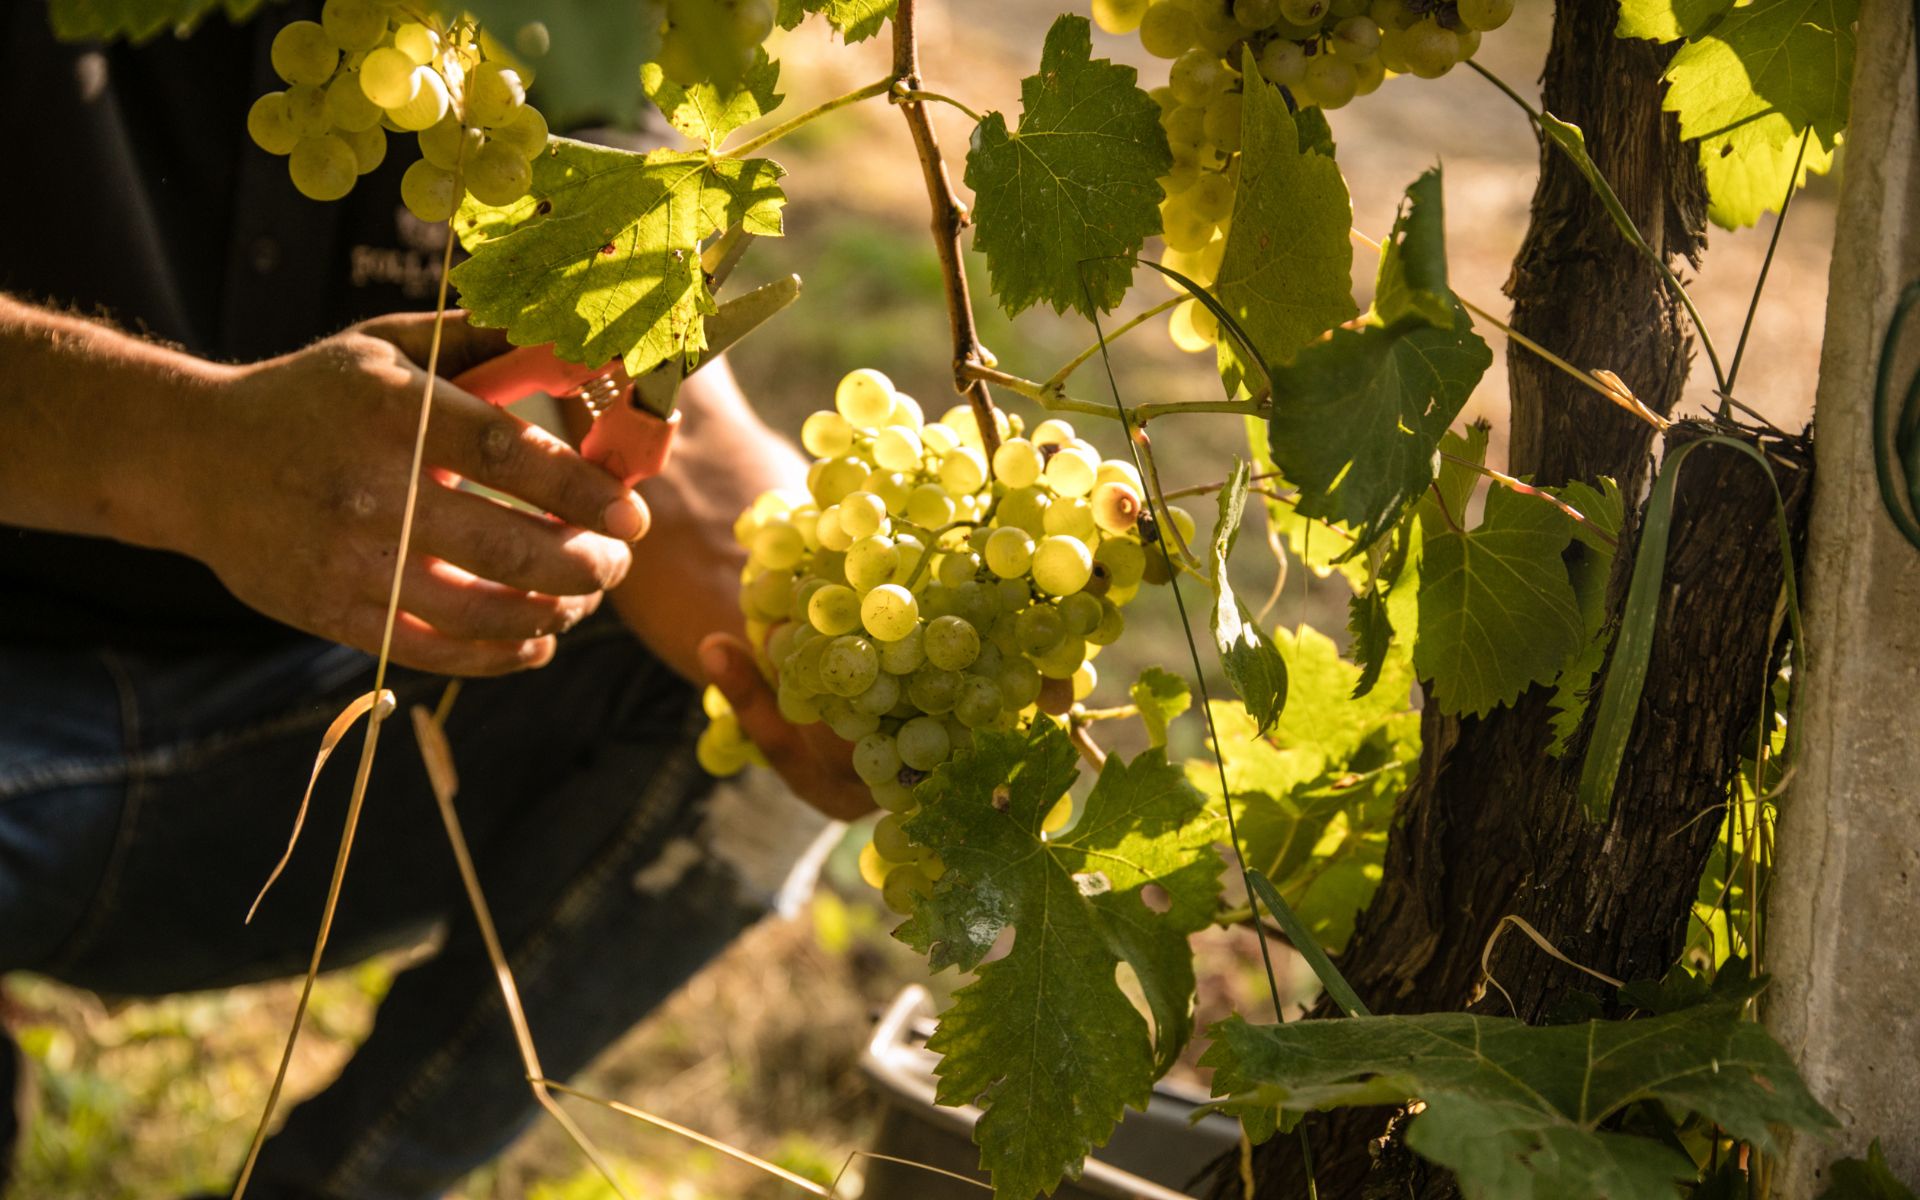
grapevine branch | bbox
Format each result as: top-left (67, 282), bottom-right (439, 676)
top-left (890, 0), bottom-right (1001, 461)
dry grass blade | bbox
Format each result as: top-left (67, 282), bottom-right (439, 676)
top-left (1473, 914), bottom-right (1625, 1016)
top-left (246, 689), bottom-right (395, 924)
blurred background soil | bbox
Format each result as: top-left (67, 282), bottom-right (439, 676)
top-left (4, 2), bottom-right (1831, 1196)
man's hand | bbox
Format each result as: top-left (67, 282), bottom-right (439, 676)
top-left (699, 632), bottom-right (875, 821)
top-left (172, 312), bottom-right (650, 676)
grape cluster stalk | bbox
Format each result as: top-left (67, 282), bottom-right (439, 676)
top-left (700, 370), bottom-right (1189, 914)
top-left (1089, 0), bottom-right (1513, 353)
top-left (246, 0), bottom-right (552, 217)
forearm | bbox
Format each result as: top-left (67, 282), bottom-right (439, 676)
top-left (611, 360), bottom-right (806, 683)
top-left (0, 294), bottom-right (231, 549)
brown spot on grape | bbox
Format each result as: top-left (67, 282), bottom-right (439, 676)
top-left (535, 199), bottom-right (553, 215)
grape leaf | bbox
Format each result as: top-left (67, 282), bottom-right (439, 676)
top-left (47, 0), bottom-right (274, 42)
top-left (1130, 667), bottom-right (1192, 748)
top-left (1547, 478), bottom-right (1625, 756)
top-left (1211, 459), bottom-right (1290, 735)
top-left (449, 137), bottom-right (785, 377)
top-left (1415, 481), bottom-right (1585, 719)
top-left (460, 0), bottom-right (659, 129)
top-left (1214, 50), bottom-right (1358, 395)
top-left (641, 49), bottom-right (783, 148)
top-left (1615, 0), bottom-right (1734, 41)
top-left (1203, 990), bottom-right (1836, 1199)
top-left (964, 15), bottom-right (1170, 318)
top-left (1267, 304), bottom-right (1492, 552)
top-left (898, 723), bottom-right (1223, 1200)
top-left (1822, 1141), bottom-right (1919, 1200)
top-left (1244, 417), bottom-right (1367, 591)
top-left (1374, 167), bottom-right (1454, 333)
top-left (776, 0), bottom-right (896, 41)
top-left (1695, 113), bottom-right (1837, 230)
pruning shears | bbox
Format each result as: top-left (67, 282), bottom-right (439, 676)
top-left (451, 228), bottom-right (799, 487)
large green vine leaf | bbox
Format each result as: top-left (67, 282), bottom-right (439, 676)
top-left (1616, 0), bottom-right (1733, 41)
top-left (1374, 167), bottom-right (1455, 333)
top-left (965, 15), bottom-right (1171, 318)
top-left (1414, 458), bottom-right (1585, 719)
top-left (450, 137), bottom-right (785, 376)
top-left (47, 0), bottom-right (274, 42)
top-left (1547, 478), bottom-right (1626, 755)
top-left (641, 49), bottom-right (783, 148)
top-left (776, 0), bottom-right (896, 42)
top-left (898, 722), bottom-right (1223, 1200)
top-left (1203, 990), bottom-right (1835, 1200)
top-left (1214, 51), bottom-right (1357, 395)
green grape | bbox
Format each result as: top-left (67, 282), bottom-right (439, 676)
top-left (881, 864), bottom-right (933, 915)
top-left (1160, 161), bottom-right (1200, 196)
top-left (801, 410), bottom-right (855, 458)
top-left (1456, 28), bottom-right (1482, 59)
top-left (465, 140), bottom-right (532, 204)
top-left (1015, 605), bottom-right (1067, 655)
top-left (786, 636), bottom-right (830, 694)
top-left (996, 487), bottom-right (1050, 538)
top-left (1098, 458), bottom-right (1143, 489)
top-left (765, 621), bottom-right (801, 668)
top-left (1043, 497), bottom-right (1097, 540)
top-left (751, 522), bottom-right (805, 570)
top-left (969, 639), bottom-right (1005, 677)
top-left (777, 682), bottom-right (821, 725)
top-left (733, 0), bottom-right (777, 41)
top-left (906, 483), bottom-right (955, 529)
top-left (1033, 535), bottom-right (1094, 596)
top-left (1257, 39), bottom-right (1309, 87)
top-left (820, 635), bottom-right (880, 697)
top-left (696, 718), bottom-right (751, 776)
top-left (1233, 0), bottom-right (1283, 27)
top-left (1092, 0), bottom-right (1151, 34)
top-left (1163, 104), bottom-right (1206, 153)
top-left (808, 583), bottom-right (862, 636)
top-left (1059, 592), bottom-right (1105, 638)
top-left (1400, 19), bottom-right (1459, 77)
top-left (320, 0), bottom-right (387, 52)
top-left (1032, 420), bottom-right (1075, 450)
top-left (1160, 195), bottom-right (1215, 254)
top-left (248, 92), bottom-right (300, 155)
top-left (1352, 49), bottom-right (1387, 95)
top-left (342, 125), bottom-right (386, 174)
top-left (993, 577), bottom-right (1031, 614)
top-left (1169, 48), bottom-right (1230, 105)
top-left (1044, 446), bottom-right (1099, 498)
top-left (1331, 15), bottom-right (1382, 58)
top-left (1094, 537), bottom-right (1147, 588)
top-left (1202, 92), bottom-right (1243, 153)
top-left (821, 697), bottom-right (880, 742)
top-left (490, 104), bottom-right (550, 160)
top-left (1091, 481), bottom-right (1144, 533)
top-left (936, 550), bottom-right (980, 589)
top-left (515, 20), bottom-right (553, 58)
top-left (1073, 662), bottom-right (1099, 702)
top-left (1033, 634), bottom-right (1089, 680)
top-left (400, 159), bottom-right (460, 222)
top-left (891, 535), bottom-right (928, 586)
top-left (852, 671), bottom-right (902, 718)
top-left (319, 74), bottom-right (379, 133)
top-left (393, 21), bottom-right (439, 65)
top-left (1455, 0), bottom-right (1512, 30)
top-left (870, 779), bottom-right (917, 813)
top-left (838, 491), bottom-right (888, 539)
top-left (418, 114), bottom-right (481, 170)
top-left (1183, 169), bottom-right (1233, 225)
top-left (359, 46), bottom-right (419, 109)
top-left (920, 423), bottom-right (961, 456)
top-left (1278, 0), bottom-right (1329, 23)
top-left (872, 426), bottom-right (923, 473)
top-left (984, 527), bottom-right (1034, 579)
top-left (897, 716), bottom-right (952, 772)
top-left (879, 623), bottom-right (927, 673)
top-left (811, 457), bottom-right (869, 507)
top-left (1139, 1), bottom-right (1198, 57)
top-left (906, 666), bottom-right (962, 714)
top-left (852, 733), bottom-right (903, 786)
top-left (467, 61), bottom-right (526, 126)
top-left (1302, 54), bottom-right (1358, 108)
top-left (836, 368), bottom-right (896, 427)
top-left (991, 438), bottom-right (1042, 489)
top-left (286, 84), bottom-right (330, 136)
top-left (924, 615), bottom-right (981, 672)
top-left (1088, 598), bottom-right (1127, 646)
top-left (655, 26), bottom-right (702, 87)
top-left (861, 584), bottom-right (920, 641)
top-left (845, 535), bottom-right (900, 592)
top-left (272, 20), bottom-right (338, 87)
top-left (289, 134), bottom-right (357, 201)
top-left (952, 581), bottom-right (1000, 627)
top-left (938, 447), bottom-right (987, 495)
top-left (954, 676), bottom-right (1004, 728)
top-left (388, 66), bottom-right (450, 131)
top-left (1168, 297), bottom-right (1217, 352)
top-left (997, 659), bottom-right (1044, 709)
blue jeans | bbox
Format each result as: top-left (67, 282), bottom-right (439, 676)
top-left (0, 619), bottom-right (830, 1199)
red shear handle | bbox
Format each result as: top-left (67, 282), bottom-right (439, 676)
top-left (450, 344), bottom-right (678, 488)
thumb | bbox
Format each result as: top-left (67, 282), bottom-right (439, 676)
top-left (700, 632), bottom-right (796, 756)
top-left (359, 310), bottom-right (514, 378)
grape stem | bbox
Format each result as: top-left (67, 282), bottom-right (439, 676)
top-left (1068, 721), bottom-right (1109, 769)
top-left (1437, 451), bottom-right (1621, 549)
top-left (892, 88), bottom-right (984, 123)
top-left (722, 76), bottom-right (896, 159)
top-left (1045, 296), bottom-right (1182, 390)
top-left (891, 0), bottom-right (1003, 462)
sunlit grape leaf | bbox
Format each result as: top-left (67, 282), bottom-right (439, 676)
top-left (641, 48), bottom-right (783, 148)
top-left (1215, 51), bottom-right (1357, 395)
top-left (1821, 1141), bottom-right (1919, 1200)
top-left (1268, 305), bottom-right (1492, 552)
top-left (1660, 0), bottom-right (1857, 227)
top-left (1131, 667), bottom-right (1192, 748)
top-left (460, 0), bottom-right (660, 129)
top-left (1548, 478), bottom-right (1625, 755)
top-left (898, 723), bottom-right (1223, 1200)
top-left (1374, 167), bottom-right (1454, 333)
top-left (1615, 0), bottom-right (1734, 41)
top-left (47, 0), bottom-right (273, 41)
top-left (1415, 483), bottom-right (1584, 719)
top-left (776, 0), bottom-right (896, 41)
top-left (965, 15), bottom-right (1170, 317)
top-left (1211, 459), bottom-right (1289, 735)
top-left (450, 137), bottom-right (785, 377)
top-left (1348, 588), bottom-right (1392, 699)
top-left (1244, 417), bottom-right (1367, 591)
top-left (1204, 989), bottom-right (1836, 1199)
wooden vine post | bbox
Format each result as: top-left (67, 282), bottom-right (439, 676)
top-left (1768, 0), bottom-right (1920, 1190)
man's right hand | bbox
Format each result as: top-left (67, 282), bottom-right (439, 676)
top-left (169, 313), bottom-right (651, 676)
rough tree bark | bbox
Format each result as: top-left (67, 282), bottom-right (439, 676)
top-left (1205, 2), bottom-right (1816, 1196)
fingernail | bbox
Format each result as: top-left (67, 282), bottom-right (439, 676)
top-left (604, 494), bottom-right (646, 542)
top-left (699, 639), bottom-right (731, 683)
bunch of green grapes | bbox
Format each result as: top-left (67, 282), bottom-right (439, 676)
top-left (246, 0), bottom-right (551, 220)
top-left (700, 370), bottom-right (1187, 914)
top-left (1090, 0), bottom-right (1513, 355)
top-left (643, 0), bottom-right (779, 86)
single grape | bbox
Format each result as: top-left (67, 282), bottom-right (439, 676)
top-left (1015, 605), bottom-right (1067, 655)
top-left (490, 104), bottom-right (550, 160)
top-left (873, 426), bottom-right (923, 473)
top-left (897, 716), bottom-right (952, 771)
top-left (733, 0), bottom-right (778, 41)
top-left (272, 20), bottom-right (338, 87)
top-left (907, 665), bottom-right (963, 714)
top-left (751, 522), bottom-right (805, 571)
top-left (1167, 297), bottom-right (1215, 353)
top-left (866, 470), bottom-right (914, 515)
top-left (400, 159), bottom-right (460, 222)
top-left (800, 410), bottom-right (854, 458)
top-left (515, 21), bottom-right (553, 58)
top-left (858, 840), bottom-right (892, 889)
top-left (954, 676), bottom-right (1004, 728)
top-left (861, 584), bottom-right (920, 641)
top-left (1059, 592), bottom-right (1105, 638)
top-left (890, 393), bottom-right (926, 430)
top-left (1353, 50), bottom-right (1387, 96)
top-left (247, 92), bottom-right (299, 155)
top-left (935, 550), bottom-right (979, 590)
top-left (1092, 0), bottom-right (1151, 34)
top-left (1302, 54), bottom-right (1359, 108)
top-left (881, 864), bottom-right (933, 915)
top-left (388, 66), bottom-right (450, 131)
top-left (1163, 104), bottom-right (1206, 153)
top-left (289, 134), bottom-right (357, 201)
top-left (696, 718), bottom-right (751, 776)
top-left (997, 659), bottom-right (1044, 709)
top-left (924, 615), bottom-right (982, 672)
top-left (1455, 0), bottom-right (1512, 30)
top-left (1279, 0), bottom-right (1329, 23)
top-left (1138, 1), bottom-right (1198, 57)
top-left (853, 733), bottom-right (903, 787)
top-left (984, 527), bottom-right (1034, 579)
top-left (905, 483), bottom-right (955, 530)
top-left (1331, 15), bottom-right (1382, 58)
top-left (1257, 39), bottom-right (1309, 87)
top-left (418, 115), bottom-right (481, 170)
top-left (891, 535), bottom-right (928, 585)
top-left (852, 671), bottom-right (903, 718)
top-left (811, 457), bottom-right (869, 507)
top-left (820, 635), bottom-right (880, 697)
top-left (844, 535), bottom-right (900, 592)
top-left (996, 487), bottom-right (1050, 538)
top-left (1161, 194), bottom-right (1215, 254)
top-left (1033, 633), bottom-right (1089, 680)
top-left (870, 779), bottom-right (917, 813)
top-left (1042, 497), bottom-right (1097, 541)
top-left (465, 140), bottom-right (532, 204)
top-left (359, 46), bottom-right (419, 109)
top-left (1188, 171), bottom-right (1234, 222)
top-left (467, 61), bottom-right (527, 127)
top-left (808, 583), bottom-right (862, 636)
top-left (393, 21), bottom-right (439, 65)
top-left (1094, 537), bottom-right (1147, 588)
top-left (1043, 448), bottom-right (1098, 501)
top-left (838, 491), bottom-right (888, 539)
top-left (823, 701), bottom-right (881, 742)
top-left (1032, 535), bottom-right (1094, 596)
top-left (1400, 19), bottom-right (1460, 77)
top-left (342, 124), bottom-right (386, 174)
top-left (879, 623), bottom-right (927, 673)
top-left (1073, 661), bottom-right (1099, 701)
top-left (320, 0), bottom-right (387, 52)
top-left (992, 438), bottom-right (1043, 489)
top-left (1202, 92), bottom-right (1243, 153)
top-left (836, 368), bottom-right (896, 427)
top-left (285, 84), bottom-right (330, 136)
top-left (777, 682), bottom-right (821, 725)
top-left (1234, 0), bottom-right (1283, 27)
top-left (938, 447), bottom-right (987, 496)
top-left (1169, 48), bottom-right (1231, 106)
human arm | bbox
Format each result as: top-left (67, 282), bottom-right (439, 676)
top-left (0, 296), bottom-right (647, 676)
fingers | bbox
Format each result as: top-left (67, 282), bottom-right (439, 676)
top-left (340, 607), bottom-right (556, 678)
top-left (424, 383), bottom-right (651, 541)
top-left (701, 632), bottom-right (800, 763)
top-left (412, 483), bottom-right (632, 597)
top-left (401, 556), bottom-right (603, 642)
top-left (358, 310), bottom-right (515, 379)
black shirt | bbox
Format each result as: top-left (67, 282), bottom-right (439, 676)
top-left (0, 3), bottom-right (470, 650)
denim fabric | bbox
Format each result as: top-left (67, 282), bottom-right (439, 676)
top-left (0, 619), bottom-right (828, 1199)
